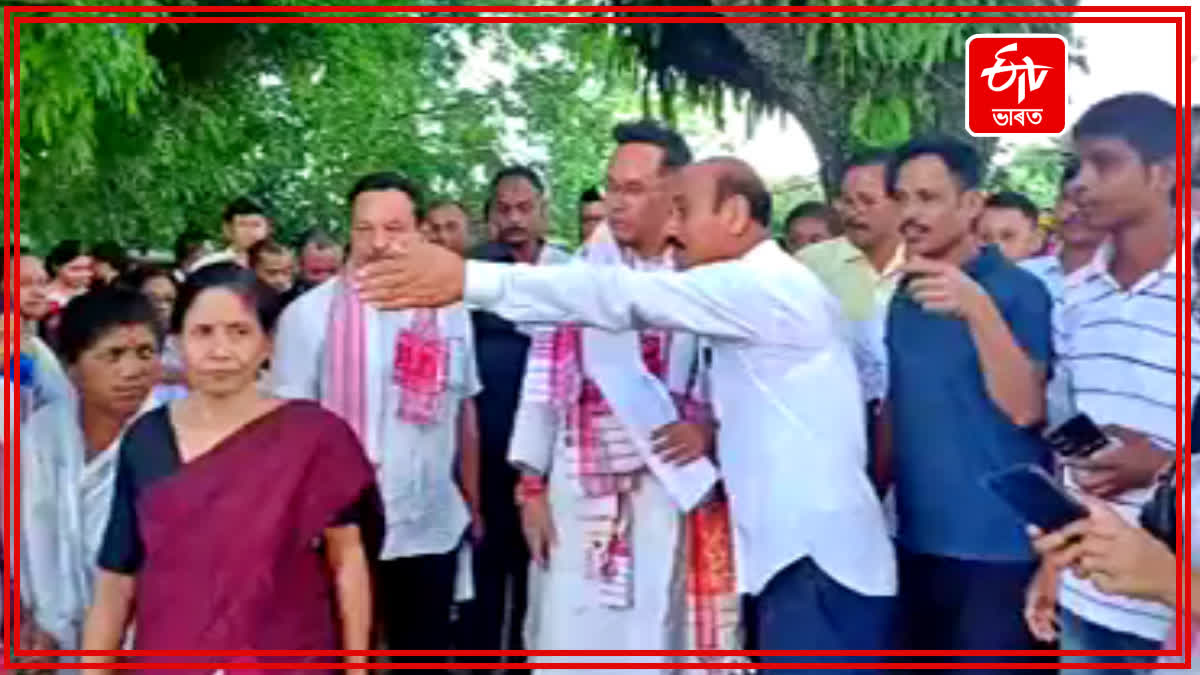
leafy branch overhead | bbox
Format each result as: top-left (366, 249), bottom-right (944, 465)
top-left (599, 0), bottom-right (1082, 189)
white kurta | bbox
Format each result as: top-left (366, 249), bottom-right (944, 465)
top-left (19, 396), bottom-right (150, 649)
top-left (508, 253), bottom-right (704, 672)
top-left (270, 278), bottom-right (482, 560)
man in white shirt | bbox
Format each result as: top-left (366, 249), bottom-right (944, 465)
top-left (1018, 159), bottom-right (1105, 307)
top-left (355, 157), bottom-right (898, 663)
top-left (187, 196), bottom-right (272, 273)
top-left (1025, 93), bottom-right (1184, 674)
top-left (270, 172), bottom-right (482, 666)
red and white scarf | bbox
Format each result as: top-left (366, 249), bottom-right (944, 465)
top-left (320, 276), bottom-right (449, 447)
top-left (522, 254), bottom-right (740, 653)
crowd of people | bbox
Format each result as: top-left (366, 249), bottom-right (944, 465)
top-left (6, 90), bottom-right (1196, 675)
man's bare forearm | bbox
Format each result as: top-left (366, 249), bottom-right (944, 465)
top-left (964, 295), bottom-right (1045, 427)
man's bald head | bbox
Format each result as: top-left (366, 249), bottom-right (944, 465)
top-left (701, 157), bottom-right (773, 229)
top-left (669, 157), bottom-right (773, 268)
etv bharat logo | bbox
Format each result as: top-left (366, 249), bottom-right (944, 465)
top-left (966, 34), bottom-right (1068, 136)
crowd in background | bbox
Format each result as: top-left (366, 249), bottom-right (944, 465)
top-left (5, 91), bottom-right (1197, 675)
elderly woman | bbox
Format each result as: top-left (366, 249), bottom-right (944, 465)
top-left (81, 264), bottom-right (381, 674)
top-left (20, 287), bottom-right (162, 651)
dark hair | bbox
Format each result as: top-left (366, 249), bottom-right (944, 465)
top-left (840, 149), bottom-right (893, 185)
top-left (57, 286), bottom-right (161, 366)
top-left (984, 191), bottom-right (1040, 228)
top-left (1061, 156), bottom-right (1081, 190)
top-left (173, 227), bottom-right (208, 266)
top-left (248, 239), bottom-right (293, 270)
top-left (1073, 93), bottom-right (1176, 164)
top-left (785, 201), bottom-right (837, 226)
top-left (579, 187), bottom-right (603, 204)
top-left (488, 166), bottom-right (545, 199)
top-left (222, 195), bottom-right (269, 224)
top-left (887, 137), bottom-right (982, 194)
top-left (118, 263), bottom-right (176, 293)
top-left (296, 227), bottom-right (341, 251)
top-left (347, 171), bottom-right (424, 219)
top-left (612, 120), bottom-right (693, 170)
top-left (91, 240), bottom-right (130, 274)
top-left (170, 262), bottom-right (282, 336)
top-left (427, 201), bottom-right (470, 219)
top-left (45, 239), bottom-right (88, 277)
top-left (708, 157), bottom-right (772, 228)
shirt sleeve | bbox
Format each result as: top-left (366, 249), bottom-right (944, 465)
top-left (96, 435), bottom-right (144, 575)
top-left (1004, 277), bottom-right (1054, 369)
top-left (269, 298), bottom-right (323, 400)
top-left (459, 308), bottom-right (484, 398)
top-left (507, 329), bottom-right (558, 476)
top-left (464, 260), bottom-right (766, 343)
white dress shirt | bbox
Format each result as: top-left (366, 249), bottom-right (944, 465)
top-left (463, 239), bottom-right (896, 597)
top-left (270, 279), bottom-right (483, 559)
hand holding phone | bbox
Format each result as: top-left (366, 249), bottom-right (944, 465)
top-left (984, 464), bottom-right (1090, 533)
top-left (1045, 413), bottom-right (1120, 459)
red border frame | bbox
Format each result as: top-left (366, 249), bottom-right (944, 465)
top-left (1, 4), bottom-right (1192, 670)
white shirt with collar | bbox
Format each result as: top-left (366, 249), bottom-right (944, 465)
top-left (270, 278), bottom-right (483, 560)
top-left (463, 239), bottom-right (896, 598)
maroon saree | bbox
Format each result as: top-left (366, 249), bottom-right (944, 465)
top-left (130, 400), bottom-right (381, 674)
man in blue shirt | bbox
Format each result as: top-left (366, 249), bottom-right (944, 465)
top-left (879, 138), bottom-right (1053, 664)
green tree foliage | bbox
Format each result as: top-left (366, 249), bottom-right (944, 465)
top-left (600, 0), bottom-right (1080, 191)
top-left (986, 142), bottom-right (1069, 209)
top-left (13, 18), bottom-right (640, 252)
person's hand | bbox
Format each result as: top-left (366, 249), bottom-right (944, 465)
top-left (21, 620), bottom-right (58, 651)
top-left (1028, 518), bottom-right (1091, 571)
top-left (1024, 562), bottom-right (1059, 643)
top-left (1070, 497), bottom-right (1177, 605)
top-left (469, 508), bottom-right (486, 544)
top-left (900, 257), bottom-right (987, 318)
top-left (354, 233), bottom-right (465, 310)
top-left (520, 493), bottom-right (557, 569)
top-left (651, 421), bottom-right (713, 466)
top-left (1064, 426), bottom-right (1171, 498)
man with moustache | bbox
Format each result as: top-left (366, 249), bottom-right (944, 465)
top-left (271, 172), bottom-right (482, 667)
top-left (353, 156), bottom-right (897, 665)
top-left (459, 167), bottom-right (569, 658)
top-left (797, 151), bottom-right (906, 425)
top-left (879, 138), bottom-right (1052, 663)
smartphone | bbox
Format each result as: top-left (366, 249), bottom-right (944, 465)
top-left (1045, 413), bottom-right (1115, 458)
top-left (983, 464), bottom-right (1089, 532)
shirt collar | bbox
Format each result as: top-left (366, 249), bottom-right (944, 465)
top-left (838, 237), bottom-right (906, 278)
top-left (963, 244), bottom-right (1005, 279)
top-left (743, 238), bottom-right (785, 264)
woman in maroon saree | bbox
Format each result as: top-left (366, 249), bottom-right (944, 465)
top-left (81, 264), bottom-right (382, 674)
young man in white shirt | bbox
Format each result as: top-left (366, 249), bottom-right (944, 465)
top-left (188, 196), bottom-right (272, 273)
top-left (270, 172), bottom-right (482, 666)
top-left (355, 157), bottom-right (898, 664)
top-left (1024, 93), bottom-right (1186, 674)
top-left (1019, 159), bottom-right (1105, 306)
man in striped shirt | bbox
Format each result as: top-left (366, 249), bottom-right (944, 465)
top-left (1025, 93), bottom-right (1187, 674)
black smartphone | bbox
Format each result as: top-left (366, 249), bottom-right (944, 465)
top-left (1046, 413), bottom-right (1113, 458)
top-left (983, 464), bottom-right (1090, 532)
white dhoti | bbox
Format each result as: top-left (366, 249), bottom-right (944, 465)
top-left (525, 471), bottom-right (684, 673)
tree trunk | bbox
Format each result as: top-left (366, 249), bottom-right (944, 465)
top-left (718, 22), bottom-right (997, 195)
